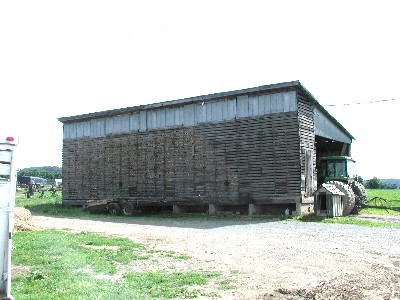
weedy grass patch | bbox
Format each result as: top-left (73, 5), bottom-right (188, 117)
top-left (294, 213), bottom-right (400, 228)
top-left (123, 271), bottom-right (220, 299)
top-left (12, 230), bottom-right (221, 300)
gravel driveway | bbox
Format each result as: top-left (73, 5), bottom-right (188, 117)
top-left (32, 215), bottom-right (400, 299)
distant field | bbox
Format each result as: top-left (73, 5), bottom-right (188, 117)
top-left (362, 189), bottom-right (400, 216)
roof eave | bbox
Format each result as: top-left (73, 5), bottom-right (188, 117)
top-left (57, 80), bottom-right (355, 142)
top-left (58, 80), bottom-right (301, 124)
top-left (296, 83), bottom-right (355, 141)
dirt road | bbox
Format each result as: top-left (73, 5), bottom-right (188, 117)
top-left (32, 215), bottom-right (400, 299)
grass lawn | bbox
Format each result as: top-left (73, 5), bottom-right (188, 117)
top-left (13, 190), bottom-right (227, 299)
top-left (12, 230), bottom-right (221, 300)
top-left (15, 189), bottom-right (87, 217)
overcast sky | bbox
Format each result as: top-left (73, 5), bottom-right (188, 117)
top-left (1, 0), bottom-right (399, 180)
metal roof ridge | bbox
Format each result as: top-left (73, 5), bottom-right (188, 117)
top-left (58, 80), bottom-right (301, 123)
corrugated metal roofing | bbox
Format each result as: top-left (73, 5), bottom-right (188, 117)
top-left (316, 183), bottom-right (345, 195)
top-left (58, 80), bottom-right (355, 140)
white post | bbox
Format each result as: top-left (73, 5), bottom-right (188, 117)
top-left (0, 136), bottom-right (18, 300)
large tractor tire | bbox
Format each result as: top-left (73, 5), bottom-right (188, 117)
top-left (350, 181), bottom-right (368, 214)
top-left (326, 181), bottom-right (356, 216)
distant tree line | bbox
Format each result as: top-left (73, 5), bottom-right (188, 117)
top-left (364, 177), bottom-right (398, 189)
top-left (18, 166), bottom-right (62, 181)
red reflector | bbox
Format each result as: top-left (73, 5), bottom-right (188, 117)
top-left (6, 137), bottom-right (14, 142)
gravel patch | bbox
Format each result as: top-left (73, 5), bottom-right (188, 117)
top-left (31, 215), bottom-right (400, 299)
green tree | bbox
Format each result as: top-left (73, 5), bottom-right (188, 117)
top-left (365, 176), bottom-right (381, 189)
top-left (18, 167), bottom-right (62, 181)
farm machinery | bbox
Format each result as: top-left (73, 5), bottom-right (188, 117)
top-left (317, 156), bottom-right (367, 215)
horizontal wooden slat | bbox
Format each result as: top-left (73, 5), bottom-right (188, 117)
top-left (62, 111), bottom-right (305, 204)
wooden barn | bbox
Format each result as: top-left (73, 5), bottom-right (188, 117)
top-left (58, 81), bottom-right (354, 215)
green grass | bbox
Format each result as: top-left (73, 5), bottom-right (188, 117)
top-left (361, 189), bottom-right (400, 216)
top-left (123, 271), bottom-right (219, 299)
top-left (149, 249), bottom-right (191, 260)
top-left (15, 189), bottom-right (86, 217)
top-left (295, 213), bottom-right (400, 228)
top-left (12, 230), bottom-right (220, 300)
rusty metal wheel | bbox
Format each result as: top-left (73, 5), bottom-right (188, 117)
top-left (108, 203), bottom-right (122, 216)
top-left (121, 202), bottom-right (137, 216)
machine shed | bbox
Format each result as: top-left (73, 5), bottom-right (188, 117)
top-left (59, 81), bottom-right (354, 215)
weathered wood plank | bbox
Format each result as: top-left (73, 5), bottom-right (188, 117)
top-left (62, 111), bottom-right (303, 204)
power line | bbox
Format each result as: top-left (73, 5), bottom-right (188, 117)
top-left (326, 98), bottom-right (397, 107)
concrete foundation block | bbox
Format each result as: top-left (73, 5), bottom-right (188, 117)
top-left (209, 204), bottom-right (218, 215)
top-left (295, 202), bottom-right (314, 216)
top-left (173, 205), bottom-right (182, 214)
top-left (249, 204), bottom-right (263, 215)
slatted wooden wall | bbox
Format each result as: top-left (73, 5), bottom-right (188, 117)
top-left (62, 110), bottom-right (303, 205)
top-left (297, 94), bottom-right (317, 196)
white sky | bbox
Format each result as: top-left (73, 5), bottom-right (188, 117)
top-left (1, 0), bottom-right (399, 180)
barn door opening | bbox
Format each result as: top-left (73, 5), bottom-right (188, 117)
top-left (305, 149), bottom-right (314, 197)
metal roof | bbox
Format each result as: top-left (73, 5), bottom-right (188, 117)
top-left (315, 183), bottom-right (345, 196)
top-left (320, 156), bottom-right (356, 162)
top-left (58, 80), bottom-right (354, 140)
